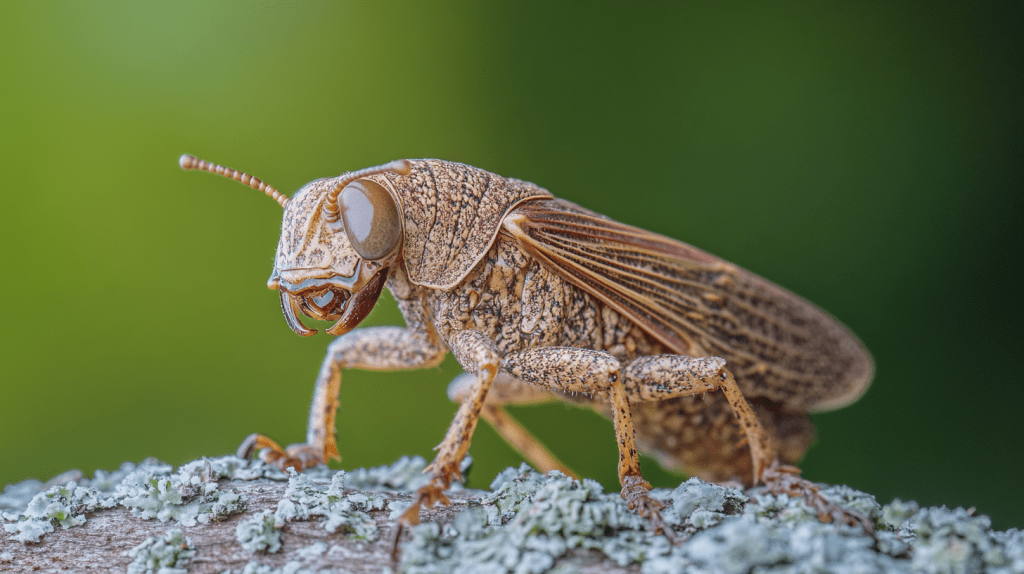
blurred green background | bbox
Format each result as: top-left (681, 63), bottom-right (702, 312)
top-left (1, 2), bottom-right (1020, 529)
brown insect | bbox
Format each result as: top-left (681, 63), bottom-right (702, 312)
top-left (179, 154), bottom-right (874, 532)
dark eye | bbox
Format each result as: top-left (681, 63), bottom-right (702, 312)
top-left (339, 179), bottom-right (401, 260)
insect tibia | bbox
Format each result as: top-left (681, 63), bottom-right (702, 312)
top-left (178, 153), bottom-right (289, 208)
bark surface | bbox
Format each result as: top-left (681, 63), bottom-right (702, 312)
top-left (1, 456), bottom-right (1018, 574)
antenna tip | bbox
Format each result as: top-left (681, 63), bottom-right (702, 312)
top-left (179, 154), bottom-right (198, 170)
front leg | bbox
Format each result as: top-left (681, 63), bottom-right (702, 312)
top-left (238, 326), bottom-right (447, 471)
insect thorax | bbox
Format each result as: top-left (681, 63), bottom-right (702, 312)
top-left (425, 236), bottom-right (668, 362)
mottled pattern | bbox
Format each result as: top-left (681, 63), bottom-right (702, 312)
top-left (378, 160), bottom-right (552, 289)
top-left (274, 177), bottom-right (358, 281)
top-left (222, 157), bottom-right (872, 529)
top-left (423, 235), bottom-right (812, 484)
top-left (508, 198), bottom-right (873, 412)
top-left (426, 236), bottom-right (655, 360)
top-left (449, 330), bottom-right (501, 378)
top-left (426, 331), bottom-right (499, 484)
top-left (621, 355), bottom-right (723, 401)
top-left (631, 394), bottom-right (815, 483)
top-left (503, 347), bottom-right (620, 395)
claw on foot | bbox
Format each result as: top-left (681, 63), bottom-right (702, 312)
top-left (620, 475), bottom-right (680, 542)
top-left (391, 483), bottom-right (452, 562)
top-left (399, 483), bottom-right (451, 526)
top-left (236, 433), bottom-right (327, 471)
top-left (761, 464), bottom-right (874, 534)
top-left (620, 475), bottom-right (660, 516)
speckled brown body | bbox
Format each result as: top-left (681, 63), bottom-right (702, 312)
top-left (424, 236), bottom-right (657, 361)
top-left (401, 235), bottom-right (813, 483)
top-left (181, 155), bottom-right (875, 532)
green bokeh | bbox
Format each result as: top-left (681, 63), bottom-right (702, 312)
top-left (1, 2), bottom-right (1020, 530)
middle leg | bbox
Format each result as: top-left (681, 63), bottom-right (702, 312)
top-left (398, 329), bottom-right (502, 526)
top-left (447, 371), bottom-right (576, 478)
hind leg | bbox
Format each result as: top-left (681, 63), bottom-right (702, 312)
top-left (624, 357), bottom-right (870, 531)
top-left (632, 393), bottom-right (816, 485)
top-left (501, 349), bottom-right (801, 529)
top-left (498, 348), bottom-right (735, 526)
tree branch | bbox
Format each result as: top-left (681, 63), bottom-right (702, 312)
top-left (1, 456), bottom-right (1019, 574)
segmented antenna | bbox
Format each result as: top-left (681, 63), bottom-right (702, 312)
top-left (179, 154), bottom-right (289, 208)
top-left (321, 159), bottom-right (412, 222)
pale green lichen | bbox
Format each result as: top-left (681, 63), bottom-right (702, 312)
top-left (124, 528), bottom-right (195, 574)
top-left (226, 542), bottom-right (328, 573)
top-left (293, 541), bottom-right (328, 560)
top-left (344, 454), bottom-right (470, 492)
top-left (404, 465), bottom-right (660, 573)
top-left (2, 481), bottom-right (117, 543)
top-left (236, 509), bottom-right (282, 553)
top-left (747, 482), bottom-right (881, 527)
top-left (400, 464), bottom-right (1024, 574)
top-left (884, 498), bottom-right (922, 529)
top-left (648, 516), bottom-right (905, 574)
top-left (345, 455), bottom-right (433, 491)
top-left (234, 560), bottom-right (314, 574)
top-left (273, 470), bottom-right (385, 540)
top-left (3, 456), bottom-right (1023, 573)
top-left (658, 477), bottom-right (747, 529)
top-left (1, 455), bottom-right (463, 547)
top-left (2, 457), bottom-right (251, 543)
top-left (115, 458), bottom-right (246, 527)
top-left (234, 470), bottom-right (390, 555)
top-left (908, 506), bottom-right (1024, 574)
top-left (0, 480), bottom-right (48, 518)
top-left (0, 464), bottom-right (143, 518)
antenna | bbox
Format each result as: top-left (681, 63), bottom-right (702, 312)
top-left (321, 159), bottom-right (412, 222)
top-left (179, 154), bottom-right (289, 208)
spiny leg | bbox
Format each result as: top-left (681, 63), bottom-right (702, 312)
top-left (447, 371), bottom-right (577, 478)
top-left (238, 326), bottom-right (447, 471)
top-left (605, 355), bottom-right (776, 483)
top-left (500, 346), bottom-right (675, 530)
top-left (607, 376), bottom-right (667, 521)
top-left (398, 329), bottom-right (501, 527)
top-left (624, 355), bottom-right (871, 531)
top-left (501, 349), bottom-right (786, 537)
top-left (681, 365), bottom-right (868, 528)
top-left (630, 393), bottom-right (815, 485)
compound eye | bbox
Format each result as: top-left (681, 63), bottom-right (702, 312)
top-left (339, 179), bottom-right (401, 260)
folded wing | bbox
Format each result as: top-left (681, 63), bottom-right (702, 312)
top-left (502, 198), bottom-right (873, 412)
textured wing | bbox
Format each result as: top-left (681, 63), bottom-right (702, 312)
top-left (503, 198), bottom-right (873, 412)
